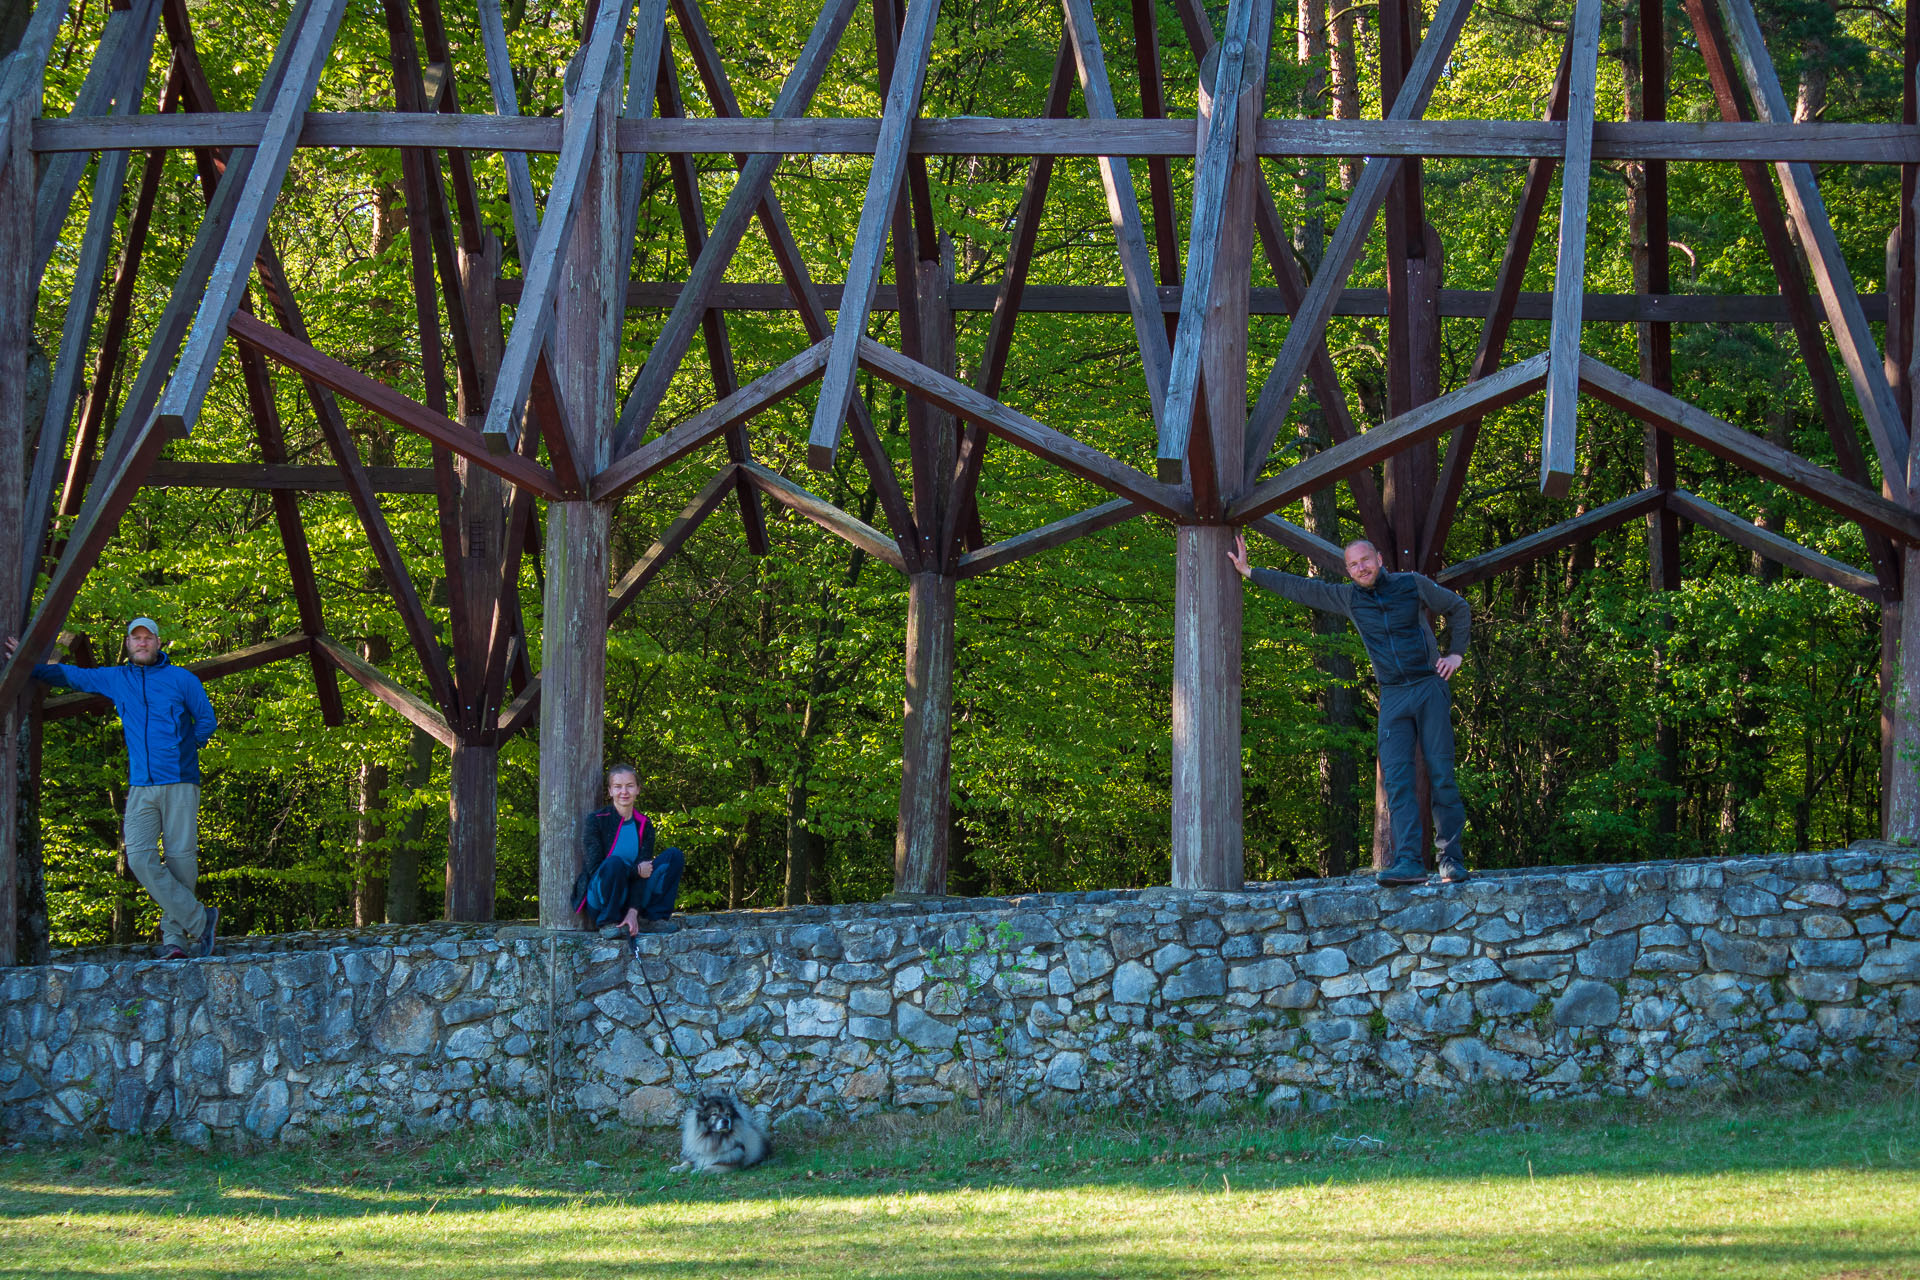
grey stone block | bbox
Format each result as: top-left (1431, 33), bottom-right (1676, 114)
top-left (1552, 980), bottom-right (1621, 1027)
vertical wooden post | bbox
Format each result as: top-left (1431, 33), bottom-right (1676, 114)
top-left (894, 242), bottom-right (957, 895)
top-left (895, 570), bottom-right (956, 892)
top-left (447, 739), bottom-right (499, 918)
top-left (446, 233), bottom-right (505, 920)
top-left (1171, 3), bottom-right (1261, 891)
top-left (0, 83), bottom-right (34, 966)
top-left (1886, 0), bottom-right (1920, 842)
top-left (1635, 0), bottom-right (1683, 849)
top-left (536, 4), bottom-right (622, 928)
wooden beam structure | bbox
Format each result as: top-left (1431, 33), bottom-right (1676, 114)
top-left (7, 0), bottom-right (1920, 965)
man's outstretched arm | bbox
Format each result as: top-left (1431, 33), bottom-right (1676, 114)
top-left (1229, 532), bottom-right (1350, 614)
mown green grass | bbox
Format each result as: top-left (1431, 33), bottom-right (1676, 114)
top-left (3, 1073), bottom-right (1918, 1278)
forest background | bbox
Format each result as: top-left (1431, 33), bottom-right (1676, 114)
top-left (17, 0), bottom-right (1905, 946)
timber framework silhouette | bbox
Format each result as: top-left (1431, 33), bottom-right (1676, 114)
top-left (1, 0), bottom-right (1917, 964)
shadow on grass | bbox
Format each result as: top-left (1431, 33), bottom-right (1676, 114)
top-left (2, 1070), bottom-right (1917, 1265)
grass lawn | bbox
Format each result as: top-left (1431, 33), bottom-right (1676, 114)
top-left (3, 1074), bottom-right (1918, 1278)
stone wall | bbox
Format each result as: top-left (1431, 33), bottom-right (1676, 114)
top-left (4, 847), bottom-right (1917, 1145)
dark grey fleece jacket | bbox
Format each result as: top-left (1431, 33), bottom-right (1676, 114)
top-left (1248, 567), bottom-right (1470, 686)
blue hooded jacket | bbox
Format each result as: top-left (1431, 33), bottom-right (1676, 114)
top-left (34, 652), bottom-right (218, 786)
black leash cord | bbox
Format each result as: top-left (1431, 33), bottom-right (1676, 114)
top-left (632, 933), bottom-right (705, 1090)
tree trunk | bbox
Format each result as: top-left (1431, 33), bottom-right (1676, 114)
top-left (1329, 0), bottom-right (1361, 188)
top-left (385, 726), bottom-right (434, 924)
top-left (354, 636), bottom-right (392, 926)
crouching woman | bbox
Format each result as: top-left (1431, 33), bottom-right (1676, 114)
top-left (573, 763), bottom-right (685, 934)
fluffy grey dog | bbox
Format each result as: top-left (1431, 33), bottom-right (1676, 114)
top-left (671, 1092), bottom-right (770, 1173)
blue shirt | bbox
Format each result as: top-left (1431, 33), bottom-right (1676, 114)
top-left (33, 651), bottom-right (218, 786)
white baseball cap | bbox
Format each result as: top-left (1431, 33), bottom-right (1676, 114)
top-left (126, 617), bottom-right (161, 638)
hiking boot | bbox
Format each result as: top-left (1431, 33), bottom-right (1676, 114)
top-left (157, 944), bottom-right (188, 961)
top-left (197, 906), bottom-right (219, 957)
top-left (1438, 855), bottom-right (1471, 884)
top-left (1376, 861), bottom-right (1428, 887)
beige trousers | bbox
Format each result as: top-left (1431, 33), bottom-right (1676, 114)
top-left (125, 783), bottom-right (205, 949)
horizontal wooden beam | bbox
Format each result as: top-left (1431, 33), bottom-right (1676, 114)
top-left (504, 279), bottom-right (1890, 324)
top-left (66, 458), bottom-right (439, 493)
top-left (1434, 488), bottom-right (1664, 589)
top-left (314, 634), bottom-right (456, 748)
top-left (1666, 488), bottom-right (1881, 599)
top-left (228, 310), bottom-right (562, 498)
top-left (857, 338), bottom-right (1193, 520)
top-left (956, 498), bottom-right (1140, 579)
top-left (32, 113), bottom-right (1920, 163)
top-left (1230, 354), bottom-right (1550, 524)
top-left (740, 460), bottom-right (907, 571)
top-left (42, 634), bottom-right (313, 721)
top-left (1246, 513), bottom-right (1347, 577)
top-left (1577, 356), bottom-right (1920, 545)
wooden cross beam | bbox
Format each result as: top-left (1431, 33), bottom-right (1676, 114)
top-left (1666, 490), bottom-right (1881, 600)
top-left (1421, 41), bottom-right (1574, 571)
top-left (482, 0), bottom-right (643, 450)
top-left (957, 499), bottom-right (1140, 580)
top-left (1436, 489), bottom-right (1665, 590)
top-left (1240, 0), bottom-right (1475, 488)
top-left (1577, 357), bottom-right (1920, 545)
top-left (1231, 354), bottom-right (1551, 525)
top-left (805, 0), bottom-right (940, 470)
top-left (1714, 0), bottom-right (1910, 497)
top-left (858, 338), bottom-right (1193, 520)
top-left (1539, 0), bottom-right (1602, 499)
top-left (1062, 0), bottom-right (1174, 427)
top-left (740, 462), bottom-right (907, 572)
top-left (1155, 0), bottom-right (1255, 486)
top-left (36, 112), bottom-right (1920, 164)
top-left (614, 0), bottom-right (858, 460)
top-left (151, 0), bottom-right (351, 440)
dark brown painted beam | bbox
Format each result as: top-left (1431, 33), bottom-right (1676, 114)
top-left (503, 278), bottom-right (1892, 323)
top-left (1231, 354), bottom-right (1551, 525)
top-left (228, 311), bottom-right (562, 498)
top-left (1434, 488), bottom-right (1665, 589)
top-left (314, 635), bottom-right (456, 748)
top-left (1578, 357), bottom-right (1920, 545)
top-left (1667, 489), bottom-right (1880, 599)
top-left (955, 498), bottom-right (1140, 579)
top-left (739, 461), bottom-right (908, 572)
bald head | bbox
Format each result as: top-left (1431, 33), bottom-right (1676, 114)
top-left (1343, 539), bottom-right (1384, 588)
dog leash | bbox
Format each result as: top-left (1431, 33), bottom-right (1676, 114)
top-left (631, 933), bottom-right (707, 1092)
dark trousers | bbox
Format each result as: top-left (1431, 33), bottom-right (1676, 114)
top-left (633, 845), bottom-right (685, 920)
top-left (1378, 676), bottom-right (1465, 871)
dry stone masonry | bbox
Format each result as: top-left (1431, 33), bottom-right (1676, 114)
top-left (3, 847), bottom-right (1917, 1144)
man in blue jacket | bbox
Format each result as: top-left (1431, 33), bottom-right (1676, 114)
top-left (8, 618), bottom-right (219, 957)
top-left (1230, 534), bottom-right (1470, 887)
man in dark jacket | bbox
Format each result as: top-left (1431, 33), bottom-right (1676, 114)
top-left (8, 617), bottom-right (219, 956)
top-left (1230, 534), bottom-right (1470, 886)
top-left (574, 763), bottom-right (684, 933)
